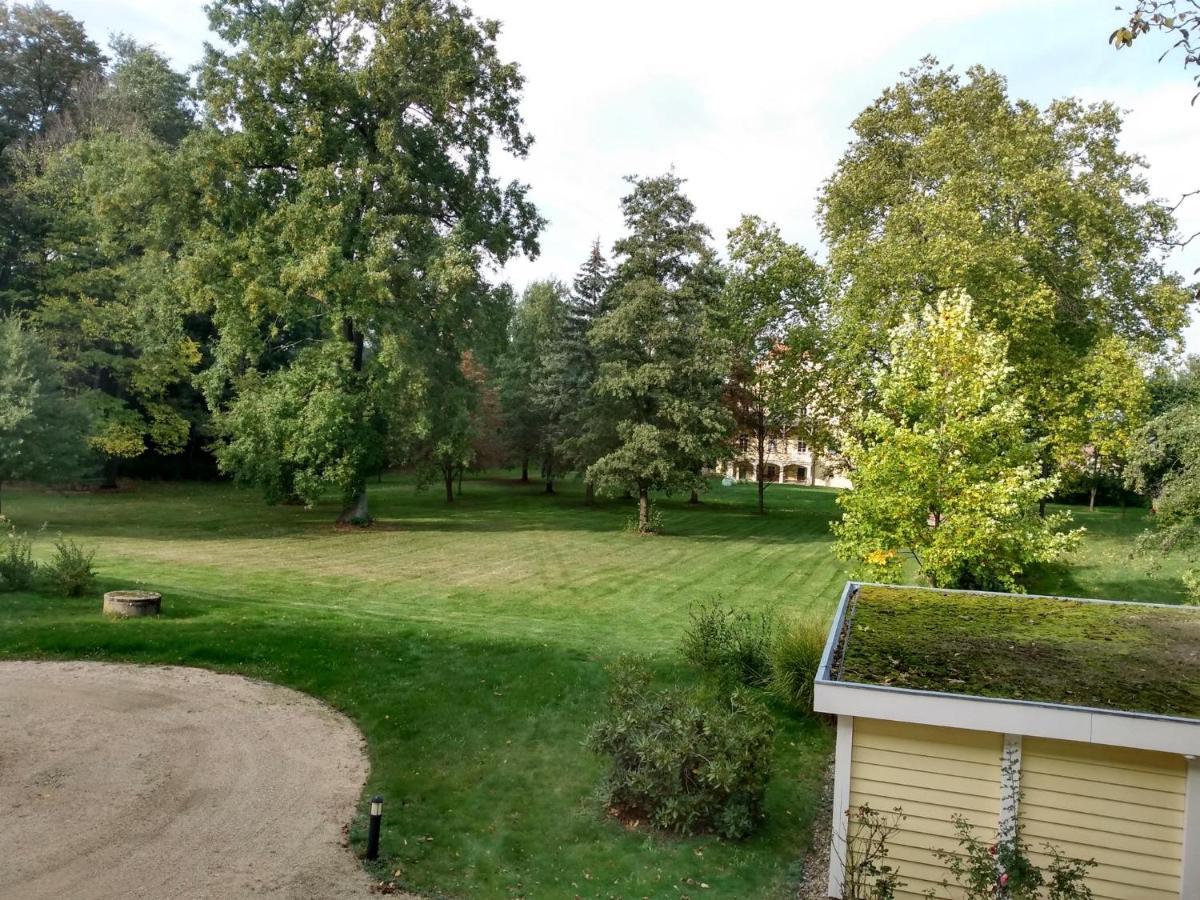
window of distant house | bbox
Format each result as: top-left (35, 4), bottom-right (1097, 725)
top-left (737, 435), bottom-right (749, 452)
top-left (767, 438), bottom-right (777, 452)
top-left (796, 441), bottom-right (807, 453)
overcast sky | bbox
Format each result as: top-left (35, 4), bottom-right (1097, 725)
top-left (58, 0), bottom-right (1200, 350)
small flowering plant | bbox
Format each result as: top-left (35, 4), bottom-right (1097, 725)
top-left (925, 815), bottom-right (1094, 900)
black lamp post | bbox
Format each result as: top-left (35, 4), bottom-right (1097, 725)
top-left (366, 795), bottom-right (383, 861)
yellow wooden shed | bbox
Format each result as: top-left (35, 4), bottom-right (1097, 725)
top-left (814, 583), bottom-right (1200, 900)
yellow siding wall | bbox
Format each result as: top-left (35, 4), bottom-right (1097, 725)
top-left (848, 718), bottom-right (1002, 899)
top-left (1019, 737), bottom-right (1186, 900)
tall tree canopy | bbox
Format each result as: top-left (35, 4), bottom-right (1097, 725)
top-left (834, 292), bottom-right (1080, 591)
top-left (0, 1), bottom-right (104, 147)
top-left (497, 279), bottom-right (567, 487)
top-left (0, 315), bottom-right (89, 513)
top-left (719, 215), bottom-right (826, 513)
top-left (189, 0), bottom-right (541, 521)
top-left (588, 173), bottom-right (729, 533)
top-left (820, 59), bottom-right (1191, 480)
top-left (546, 241), bottom-right (617, 503)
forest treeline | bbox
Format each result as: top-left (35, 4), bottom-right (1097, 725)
top-left (2, 1), bottom-right (1198, 588)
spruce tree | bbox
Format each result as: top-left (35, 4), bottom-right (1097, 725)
top-left (538, 240), bottom-right (614, 503)
top-left (588, 174), bottom-right (730, 533)
top-left (0, 316), bottom-right (90, 514)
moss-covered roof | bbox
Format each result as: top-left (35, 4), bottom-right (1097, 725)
top-left (832, 585), bottom-right (1200, 720)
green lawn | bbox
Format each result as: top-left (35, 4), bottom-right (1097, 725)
top-left (0, 476), bottom-right (1185, 898)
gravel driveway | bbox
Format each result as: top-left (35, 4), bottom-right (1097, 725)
top-left (0, 661), bottom-right (380, 899)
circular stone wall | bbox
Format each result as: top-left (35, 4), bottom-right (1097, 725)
top-left (0, 661), bottom-right (385, 900)
top-left (102, 590), bottom-right (162, 617)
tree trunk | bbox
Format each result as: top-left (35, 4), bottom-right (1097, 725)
top-left (545, 478), bottom-right (555, 494)
top-left (100, 457), bottom-right (119, 490)
top-left (1089, 484), bottom-right (1097, 512)
top-left (638, 486), bottom-right (650, 533)
top-left (1038, 498), bottom-right (1047, 518)
top-left (689, 488), bottom-right (699, 504)
top-left (457, 466), bottom-right (464, 497)
top-left (0, 479), bottom-right (4, 517)
top-left (521, 459), bottom-right (529, 483)
top-left (444, 469), bottom-right (455, 503)
top-left (756, 409), bottom-right (766, 515)
top-left (338, 490), bottom-right (369, 524)
top-left (584, 481), bottom-right (595, 505)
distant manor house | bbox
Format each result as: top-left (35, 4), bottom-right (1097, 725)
top-left (720, 429), bottom-right (851, 489)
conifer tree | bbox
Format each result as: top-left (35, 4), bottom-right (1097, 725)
top-left (588, 174), bottom-right (730, 533)
top-left (539, 240), bottom-right (614, 503)
top-left (498, 280), bottom-right (567, 486)
top-left (0, 316), bottom-right (90, 514)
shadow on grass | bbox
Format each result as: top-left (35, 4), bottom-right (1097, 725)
top-left (0, 587), bottom-right (833, 899)
top-left (3, 476), bottom-right (843, 547)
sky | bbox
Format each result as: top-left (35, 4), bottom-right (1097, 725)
top-left (58, 0), bottom-right (1200, 350)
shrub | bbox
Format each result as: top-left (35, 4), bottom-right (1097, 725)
top-left (43, 537), bottom-right (96, 597)
top-left (681, 599), bottom-right (775, 687)
top-left (769, 617), bottom-right (829, 713)
top-left (588, 658), bottom-right (775, 839)
top-left (0, 520), bottom-right (37, 591)
top-left (932, 813), bottom-right (1095, 899)
top-left (840, 804), bottom-right (907, 900)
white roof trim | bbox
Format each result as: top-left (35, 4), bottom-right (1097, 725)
top-left (815, 582), bottom-right (1200, 756)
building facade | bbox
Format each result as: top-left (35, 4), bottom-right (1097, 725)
top-left (720, 431), bottom-right (851, 489)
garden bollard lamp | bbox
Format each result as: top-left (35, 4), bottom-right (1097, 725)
top-left (366, 795), bottom-right (383, 860)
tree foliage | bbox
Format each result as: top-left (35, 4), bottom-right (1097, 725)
top-left (541, 241), bottom-right (617, 499)
top-left (1052, 335), bottom-right (1151, 509)
top-left (820, 59), bottom-right (1191, 485)
top-left (12, 131), bottom-right (201, 481)
top-left (834, 292), bottom-right (1081, 590)
top-left (0, 1), bottom-right (104, 147)
top-left (0, 315), bottom-right (89, 512)
top-left (1111, 1), bottom-right (1200, 103)
top-left (497, 279), bottom-right (568, 486)
top-left (189, 0), bottom-right (541, 521)
top-left (588, 173), bottom-right (730, 532)
top-left (1128, 357), bottom-right (1200, 596)
top-left (719, 215), bottom-right (826, 513)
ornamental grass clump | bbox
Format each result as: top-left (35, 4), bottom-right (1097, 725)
top-left (588, 658), bottom-right (775, 840)
top-left (769, 617), bottom-right (829, 713)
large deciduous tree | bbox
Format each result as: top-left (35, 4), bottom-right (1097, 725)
top-left (834, 292), bottom-right (1081, 591)
top-left (588, 173), bottom-right (730, 533)
top-left (0, 2), bottom-right (105, 310)
top-left (13, 131), bottom-right (201, 485)
top-left (190, 0), bottom-right (541, 522)
top-left (820, 59), bottom-right (1192, 485)
top-left (0, 1), bottom-right (104, 147)
top-left (719, 215), bottom-right (825, 514)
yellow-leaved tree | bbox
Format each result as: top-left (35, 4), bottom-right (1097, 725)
top-left (833, 291), bottom-right (1082, 590)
